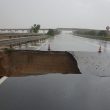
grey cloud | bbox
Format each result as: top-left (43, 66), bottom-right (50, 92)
top-left (0, 0), bottom-right (109, 29)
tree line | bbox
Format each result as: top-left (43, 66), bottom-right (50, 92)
top-left (74, 30), bottom-right (108, 37)
top-left (30, 24), bottom-right (61, 36)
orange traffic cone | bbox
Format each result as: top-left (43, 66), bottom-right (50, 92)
top-left (98, 46), bottom-right (102, 53)
top-left (48, 44), bottom-right (50, 51)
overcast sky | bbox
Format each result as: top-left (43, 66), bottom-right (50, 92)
top-left (0, 0), bottom-right (110, 29)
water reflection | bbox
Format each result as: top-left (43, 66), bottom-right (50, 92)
top-left (98, 40), bottom-right (108, 52)
top-left (40, 33), bottom-right (110, 53)
top-left (14, 37), bottom-right (48, 50)
top-left (14, 33), bottom-right (110, 53)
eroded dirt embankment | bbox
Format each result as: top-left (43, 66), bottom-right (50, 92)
top-left (0, 50), bottom-right (80, 77)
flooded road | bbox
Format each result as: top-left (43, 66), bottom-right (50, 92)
top-left (40, 32), bottom-right (110, 52)
top-left (1, 32), bottom-right (110, 110)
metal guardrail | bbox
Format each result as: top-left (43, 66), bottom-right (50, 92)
top-left (0, 36), bottom-right (47, 46)
top-left (0, 33), bottom-right (42, 37)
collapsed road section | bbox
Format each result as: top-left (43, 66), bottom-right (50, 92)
top-left (0, 50), bottom-right (81, 77)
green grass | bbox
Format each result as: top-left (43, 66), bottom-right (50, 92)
top-left (75, 34), bottom-right (110, 41)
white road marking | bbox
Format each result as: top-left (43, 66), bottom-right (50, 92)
top-left (0, 76), bottom-right (8, 85)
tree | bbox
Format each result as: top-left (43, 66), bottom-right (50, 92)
top-left (47, 29), bottom-right (61, 36)
top-left (98, 30), bottom-right (107, 37)
top-left (47, 29), bottom-right (55, 36)
top-left (30, 24), bottom-right (40, 33)
top-left (86, 30), bottom-right (96, 36)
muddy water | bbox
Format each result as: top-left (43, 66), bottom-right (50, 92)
top-left (1, 32), bottom-right (110, 110)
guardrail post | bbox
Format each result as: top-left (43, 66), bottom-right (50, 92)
top-left (9, 36), bottom-right (12, 39)
top-left (10, 45), bottom-right (13, 49)
top-left (25, 43), bottom-right (28, 48)
top-left (18, 43), bottom-right (22, 49)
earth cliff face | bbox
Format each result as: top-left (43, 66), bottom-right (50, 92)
top-left (0, 50), bottom-right (81, 77)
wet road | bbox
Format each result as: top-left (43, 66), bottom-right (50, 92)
top-left (40, 32), bottom-right (110, 52)
top-left (1, 32), bottom-right (110, 110)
